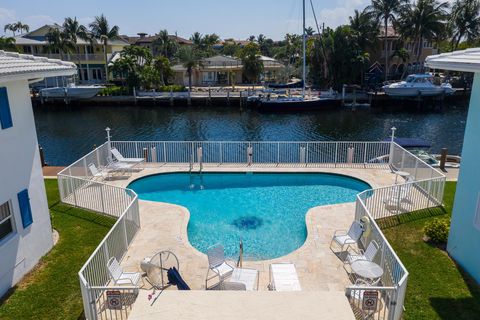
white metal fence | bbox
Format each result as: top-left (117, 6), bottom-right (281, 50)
top-left (111, 141), bottom-right (391, 167)
top-left (59, 139), bottom-right (445, 320)
top-left (58, 144), bottom-right (141, 320)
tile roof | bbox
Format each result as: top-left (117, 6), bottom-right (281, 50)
top-left (425, 48), bottom-right (480, 72)
top-left (0, 51), bottom-right (77, 83)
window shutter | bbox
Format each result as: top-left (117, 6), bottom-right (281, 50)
top-left (0, 87), bottom-right (13, 129)
top-left (17, 189), bottom-right (33, 228)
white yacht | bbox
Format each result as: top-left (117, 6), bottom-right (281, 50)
top-left (40, 84), bottom-right (105, 99)
top-left (383, 74), bottom-right (455, 97)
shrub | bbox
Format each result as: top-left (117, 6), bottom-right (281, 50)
top-left (157, 85), bottom-right (186, 92)
top-left (424, 218), bottom-right (450, 243)
top-left (99, 86), bottom-right (130, 96)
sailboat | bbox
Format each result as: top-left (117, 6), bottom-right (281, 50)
top-left (257, 0), bottom-right (339, 112)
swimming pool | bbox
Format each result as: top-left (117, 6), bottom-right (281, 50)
top-left (128, 172), bottom-right (370, 260)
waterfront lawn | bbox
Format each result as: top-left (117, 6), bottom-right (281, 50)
top-left (383, 182), bottom-right (480, 320)
top-left (0, 179), bottom-right (115, 320)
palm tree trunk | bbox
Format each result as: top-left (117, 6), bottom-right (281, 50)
top-left (188, 68), bottom-right (192, 92)
top-left (384, 19), bottom-right (388, 81)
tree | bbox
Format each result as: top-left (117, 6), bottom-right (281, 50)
top-left (153, 30), bottom-right (177, 58)
top-left (44, 28), bottom-right (75, 60)
top-left (0, 36), bottom-right (16, 51)
top-left (239, 42), bottom-right (264, 83)
top-left (153, 55), bottom-right (173, 85)
top-left (305, 26), bottom-right (315, 36)
top-left (177, 46), bottom-right (202, 91)
top-left (449, 0), bottom-right (480, 50)
top-left (4, 21), bottom-right (29, 36)
top-left (222, 41), bottom-right (241, 56)
top-left (368, 0), bottom-right (407, 80)
top-left (397, 0), bottom-right (448, 64)
top-left (89, 14), bottom-right (119, 82)
top-left (190, 32), bottom-right (203, 49)
top-left (349, 9), bottom-right (380, 52)
top-left (391, 48), bottom-right (410, 78)
top-left (63, 17), bottom-right (90, 74)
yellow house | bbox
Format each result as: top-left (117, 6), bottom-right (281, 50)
top-left (14, 24), bottom-right (129, 84)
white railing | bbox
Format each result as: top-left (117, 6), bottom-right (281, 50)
top-left (111, 141), bottom-right (391, 167)
top-left (60, 138), bottom-right (445, 320)
top-left (58, 143), bottom-right (140, 320)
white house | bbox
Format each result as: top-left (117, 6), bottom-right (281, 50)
top-left (425, 49), bottom-right (480, 284)
top-left (0, 51), bottom-right (76, 297)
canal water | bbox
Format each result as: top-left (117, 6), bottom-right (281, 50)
top-left (33, 104), bottom-right (468, 166)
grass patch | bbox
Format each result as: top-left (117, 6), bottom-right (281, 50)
top-left (0, 179), bottom-right (115, 320)
top-left (383, 182), bottom-right (480, 319)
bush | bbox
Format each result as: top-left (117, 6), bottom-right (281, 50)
top-left (424, 218), bottom-right (450, 243)
top-left (99, 85), bottom-right (130, 96)
top-left (157, 85), bottom-right (186, 92)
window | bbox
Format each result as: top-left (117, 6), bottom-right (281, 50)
top-left (0, 201), bottom-right (14, 241)
top-left (23, 46), bottom-right (32, 54)
top-left (0, 87), bottom-right (12, 129)
top-left (474, 193), bottom-right (480, 230)
top-left (17, 189), bottom-right (33, 228)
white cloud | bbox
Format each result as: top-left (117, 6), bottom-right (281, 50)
top-left (0, 7), bottom-right (59, 36)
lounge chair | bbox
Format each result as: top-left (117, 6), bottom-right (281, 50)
top-left (111, 147), bottom-right (145, 166)
top-left (205, 245), bottom-right (234, 289)
top-left (330, 221), bottom-right (364, 252)
top-left (269, 263), bottom-right (301, 291)
top-left (344, 240), bottom-right (380, 273)
top-left (106, 159), bottom-right (135, 176)
top-left (384, 180), bottom-right (413, 209)
top-left (107, 257), bottom-right (143, 287)
top-left (88, 163), bottom-right (110, 181)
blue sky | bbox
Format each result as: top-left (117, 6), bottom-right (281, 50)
top-left (0, 0), bottom-right (370, 40)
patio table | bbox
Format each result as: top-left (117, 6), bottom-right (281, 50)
top-left (350, 260), bottom-right (383, 284)
top-left (230, 268), bottom-right (259, 291)
top-left (394, 171), bottom-right (410, 184)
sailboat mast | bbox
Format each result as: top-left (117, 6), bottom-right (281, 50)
top-left (302, 0), bottom-right (306, 98)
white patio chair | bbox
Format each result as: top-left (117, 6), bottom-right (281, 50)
top-left (344, 240), bottom-right (380, 273)
top-left (88, 163), bottom-right (110, 181)
top-left (384, 180), bottom-right (413, 209)
top-left (106, 159), bottom-right (135, 176)
top-left (205, 245), bottom-right (234, 289)
top-left (330, 221), bottom-right (364, 252)
top-left (268, 263), bottom-right (301, 291)
top-left (107, 257), bottom-right (143, 287)
top-left (111, 147), bottom-right (145, 166)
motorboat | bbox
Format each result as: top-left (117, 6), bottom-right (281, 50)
top-left (383, 74), bottom-right (455, 97)
top-left (40, 84), bottom-right (105, 99)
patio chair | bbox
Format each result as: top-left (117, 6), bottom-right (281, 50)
top-left (330, 221), bottom-right (364, 252)
top-left (111, 147), bottom-right (145, 166)
top-left (344, 240), bottom-right (380, 272)
top-left (106, 159), bottom-right (135, 176)
top-left (107, 257), bottom-right (143, 287)
top-left (268, 263), bottom-right (301, 291)
top-left (205, 245), bottom-right (234, 289)
top-left (88, 163), bottom-right (110, 181)
top-left (384, 181), bottom-right (413, 209)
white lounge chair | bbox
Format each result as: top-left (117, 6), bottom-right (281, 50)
top-left (106, 159), bottom-right (135, 176)
top-left (111, 147), bottom-right (145, 166)
top-left (269, 263), bottom-right (301, 291)
top-left (88, 163), bottom-right (110, 181)
top-left (205, 245), bottom-right (234, 289)
top-left (107, 257), bottom-right (143, 287)
top-left (384, 181), bottom-right (413, 210)
top-left (330, 221), bottom-right (364, 252)
top-left (344, 240), bottom-right (380, 274)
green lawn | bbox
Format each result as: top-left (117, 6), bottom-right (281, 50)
top-left (0, 179), bottom-right (114, 320)
top-left (383, 181), bottom-right (480, 320)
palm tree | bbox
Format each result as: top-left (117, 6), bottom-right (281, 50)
top-left (450, 0), bottom-right (480, 50)
top-left (190, 32), bottom-right (203, 49)
top-left (89, 14), bottom-right (119, 82)
top-left (63, 17), bottom-right (90, 72)
top-left (0, 36), bottom-right (16, 51)
top-left (153, 30), bottom-right (177, 58)
top-left (349, 9), bottom-right (380, 52)
top-left (391, 48), bottom-right (410, 78)
top-left (44, 28), bottom-right (75, 60)
top-left (4, 24), bottom-right (16, 36)
top-left (153, 56), bottom-right (173, 85)
top-left (397, 0), bottom-right (448, 65)
top-left (368, 0), bottom-right (406, 80)
top-left (177, 46), bottom-right (201, 91)
top-left (305, 26), bottom-right (315, 36)
top-left (14, 22), bottom-right (29, 34)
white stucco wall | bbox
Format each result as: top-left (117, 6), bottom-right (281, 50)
top-left (447, 73), bottom-right (480, 284)
top-left (0, 79), bottom-right (53, 297)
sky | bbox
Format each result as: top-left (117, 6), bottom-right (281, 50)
top-left (0, 0), bottom-right (372, 40)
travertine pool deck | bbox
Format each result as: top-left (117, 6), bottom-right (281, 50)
top-left (108, 165), bottom-right (396, 287)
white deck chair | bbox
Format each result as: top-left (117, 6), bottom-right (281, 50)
top-left (205, 245), bottom-right (234, 289)
top-left (330, 221), bottom-right (364, 252)
top-left (107, 257), bottom-right (143, 287)
top-left (269, 263), bottom-right (301, 291)
top-left (106, 159), bottom-right (135, 176)
top-left (111, 147), bottom-right (145, 166)
top-left (344, 240), bottom-right (380, 273)
top-left (384, 180), bottom-right (413, 209)
top-left (88, 163), bottom-right (110, 181)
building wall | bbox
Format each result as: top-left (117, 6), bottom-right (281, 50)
top-left (447, 73), bottom-right (480, 284)
top-left (0, 79), bottom-right (53, 297)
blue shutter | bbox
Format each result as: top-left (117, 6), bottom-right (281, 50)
top-left (0, 87), bottom-right (13, 129)
top-left (17, 189), bottom-right (33, 228)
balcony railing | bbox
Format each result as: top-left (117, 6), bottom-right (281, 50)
top-left (32, 53), bottom-right (109, 62)
top-left (58, 139), bottom-right (445, 320)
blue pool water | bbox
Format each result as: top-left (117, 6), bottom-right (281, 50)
top-left (128, 172), bottom-right (370, 260)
